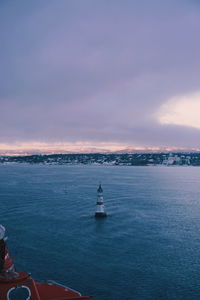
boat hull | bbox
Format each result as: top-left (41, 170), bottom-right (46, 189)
top-left (0, 271), bottom-right (93, 300)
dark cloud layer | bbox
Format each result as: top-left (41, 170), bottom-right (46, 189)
top-left (1, 0), bottom-right (200, 148)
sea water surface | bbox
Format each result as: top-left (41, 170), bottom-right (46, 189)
top-left (0, 164), bottom-right (199, 300)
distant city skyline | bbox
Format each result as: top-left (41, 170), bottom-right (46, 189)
top-left (1, 0), bottom-right (200, 154)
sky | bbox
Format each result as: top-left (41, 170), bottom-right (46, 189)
top-left (1, 0), bottom-right (200, 154)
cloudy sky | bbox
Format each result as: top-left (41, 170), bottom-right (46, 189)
top-left (1, 0), bottom-right (200, 154)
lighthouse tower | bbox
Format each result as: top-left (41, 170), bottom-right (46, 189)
top-left (95, 184), bottom-right (107, 218)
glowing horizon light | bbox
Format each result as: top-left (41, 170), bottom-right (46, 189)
top-left (157, 91), bottom-right (200, 129)
top-left (0, 141), bottom-right (200, 156)
top-left (0, 141), bottom-right (131, 155)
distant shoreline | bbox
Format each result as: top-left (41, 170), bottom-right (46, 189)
top-left (0, 152), bottom-right (200, 166)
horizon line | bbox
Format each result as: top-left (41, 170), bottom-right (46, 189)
top-left (0, 141), bottom-right (200, 156)
top-left (1, 149), bottom-right (200, 157)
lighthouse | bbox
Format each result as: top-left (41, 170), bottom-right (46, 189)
top-left (95, 184), bottom-right (107, 218)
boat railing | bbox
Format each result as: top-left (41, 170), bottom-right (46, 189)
top-left (47, 280), bottom-right (82, 296)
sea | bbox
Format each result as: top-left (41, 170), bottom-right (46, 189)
top-left (0, 164), bottom-right (200, 300)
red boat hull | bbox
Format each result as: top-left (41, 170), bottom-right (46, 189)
top-left (0, 271), bottom-right (93, 300)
